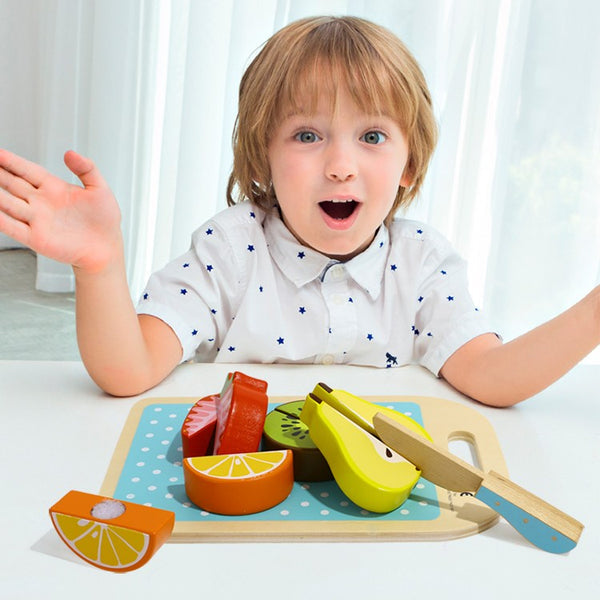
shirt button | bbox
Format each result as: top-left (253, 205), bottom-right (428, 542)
top-left (322, 354), bottom-right (335, 365)
top-left (330, 294), bottom-right (345, 306)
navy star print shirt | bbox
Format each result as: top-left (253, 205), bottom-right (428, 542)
top-left (137, 203), bottom-right (494, 374)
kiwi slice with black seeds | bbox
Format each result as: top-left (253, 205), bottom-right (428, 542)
top-left (262, 400), bottom-right (333, 482)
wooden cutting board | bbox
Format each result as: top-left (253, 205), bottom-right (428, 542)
top-left (100, 395), bottom-right (507, 542)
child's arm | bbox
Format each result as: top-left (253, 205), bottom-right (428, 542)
top-left (0, 149), bottom-right (182, 395)
top-left (73, 253), bottom-right (182, 396)
top-left (440, 286), bottom-right (600, 406)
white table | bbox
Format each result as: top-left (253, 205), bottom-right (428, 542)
top-left (1, 361), bottom-right (597, 599)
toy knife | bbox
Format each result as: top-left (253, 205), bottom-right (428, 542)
top-left (373, 412), bottom-right (583, 554)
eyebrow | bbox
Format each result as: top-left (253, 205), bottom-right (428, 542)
top-left (280, 107), bottom-right (311, 120)
top-left (280, 109), bottom-right (397, 125)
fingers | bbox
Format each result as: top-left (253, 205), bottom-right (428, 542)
top-left (64, 150), bottom-right (108, 189)
top-left (0, 186), bottom-right (31, 223)
top-left (0, 215), bottom-right (30, 246)
top-left (0, 190), bottom-right (31, 246)
top-left (0, 151), bottom-right (34, 221)
top-left (0, 148), bottom-right (48, 188)
top-left (0, 162), bottom-right (37, 201)
top-left (0, 148), bottom-right (109, 192)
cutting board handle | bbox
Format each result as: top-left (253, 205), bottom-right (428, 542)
top-left (415, 397), bottom-right (506, 476)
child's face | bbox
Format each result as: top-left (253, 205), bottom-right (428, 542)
top-left (267, 86), bottom-right (411, 261)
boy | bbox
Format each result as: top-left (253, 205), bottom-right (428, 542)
top-left (0, 17), bottom-right (598, 404)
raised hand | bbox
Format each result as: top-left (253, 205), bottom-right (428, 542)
top-left (0, 147), bottom-right (183, 396)
top-left (0, 149), bottom-right (123, 274)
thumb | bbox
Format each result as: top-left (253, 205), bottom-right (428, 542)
top-left (63, 150), bottom-right (107, 189)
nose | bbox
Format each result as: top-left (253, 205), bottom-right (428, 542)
top-left (325, 141), bottom-right (357, 182)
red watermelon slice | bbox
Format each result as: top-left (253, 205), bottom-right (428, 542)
top-left (181, 394), bottom-right (218, 458)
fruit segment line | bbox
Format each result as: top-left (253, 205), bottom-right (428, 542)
top-left (109, 528), bottom-right (147, 554)
top-left (204, 455), bottom-right (234, 475)
top-left (245, 455), bottom-right (281, 467)
top-left (95, 526), bottom-right (106, 563)
top-left (103, 528), bottom-right (121, 565)
top-left (67, 518), bottom-right (95, 544)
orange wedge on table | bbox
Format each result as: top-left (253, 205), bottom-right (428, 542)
top-left (183, 449), bottom-right (293, 515)
top-left (49, 490), bottom-right (174, 572)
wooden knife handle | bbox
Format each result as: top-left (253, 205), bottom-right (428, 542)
top-left (476, 471), bottom-right (583, 554)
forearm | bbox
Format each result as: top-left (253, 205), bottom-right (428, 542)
top-left (442, 287), bottom-right (600, 406)
top-left (0, 148), bottom-right (181, 394)
top-left (74, 247), bottom-right (178, 396)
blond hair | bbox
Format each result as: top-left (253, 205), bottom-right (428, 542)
top-left (227, 16), bottom-right (437, 221)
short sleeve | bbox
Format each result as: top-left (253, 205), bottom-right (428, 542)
top-left (412, 233), bottom-right (495, 376)
top-left (136, 219), bottom-right (245, 363)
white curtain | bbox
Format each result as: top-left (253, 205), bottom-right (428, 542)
top-left (2, 0), bottom-right (599, 361)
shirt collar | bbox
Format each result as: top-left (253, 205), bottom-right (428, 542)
top-left (264, 212), bottom-right (331, 286)
top-left (344, 225), bottom-right (388, 300)
top-left (264, 212), bottom-right (389, 299)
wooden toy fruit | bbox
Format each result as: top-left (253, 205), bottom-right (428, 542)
top-left (300, 385), bottom-right (432, 513)
top-left (181, 394), bottom-right (218, 458)
top-left (213, 372), bottom-right (269, 454)
top-left (310, 383), bottom-right (432, 443)
top-left (183, 449), bottom-right (293, 515)
top-left (262, 400), bottom-right (333, 482)
top-left (49, 490), bottom-right (174, 572)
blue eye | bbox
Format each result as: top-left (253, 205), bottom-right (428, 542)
top-left (295, 131), bottom-right (319, 143)
top-left (361, 131), bottom-right (386, 144)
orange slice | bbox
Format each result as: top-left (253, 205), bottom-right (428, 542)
top-left (49, 490), bottom-right (174, 572)
top-left (183, 449), bottom-right (293, 515)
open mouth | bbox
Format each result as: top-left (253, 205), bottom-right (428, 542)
top-left (319, 199), bottom-right (359, 220)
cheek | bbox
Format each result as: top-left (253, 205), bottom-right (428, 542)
top-left (369, 159), bottom-right (401, 190)
top-left (271, 154), bottom-right (313, 193)
top-left (268, 149), bottom-right (290, 183)
top-left (385, 154), bottom-right (409, 187)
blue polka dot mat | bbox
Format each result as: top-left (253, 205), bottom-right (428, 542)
top-left (112, 401), bottom-right (440, 523)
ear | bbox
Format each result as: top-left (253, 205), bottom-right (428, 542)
top-left (399, 162), bottom-right (414, 188)
top-left (400, 174), bottom-right (413, 188)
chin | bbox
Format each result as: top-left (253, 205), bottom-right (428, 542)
top-left (317, 242), bottom-right (365, 261)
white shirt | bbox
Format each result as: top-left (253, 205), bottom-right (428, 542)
top-left (137, 202), bottom-right (493, 375)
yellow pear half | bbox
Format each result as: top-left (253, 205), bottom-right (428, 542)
top-left (300, 385), bottom-right (431, 513)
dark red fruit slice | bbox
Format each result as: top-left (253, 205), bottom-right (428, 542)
top-left (213, 372), bottom-right (269, 455)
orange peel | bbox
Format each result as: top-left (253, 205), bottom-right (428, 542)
top-left (49, 490), bottom-right (174, 572)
